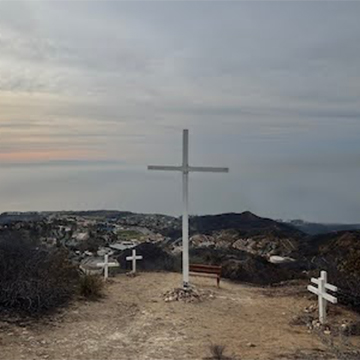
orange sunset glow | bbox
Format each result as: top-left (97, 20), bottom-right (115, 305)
top-left (0, 149), bottom-right (104, 163)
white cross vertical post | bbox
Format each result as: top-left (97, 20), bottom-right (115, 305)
top-left (307, 270), bottom-right (338, 324)
top-left (318, 271), bottom-right (327, 323)
top-left (126, 249), bottom-right (143, 273)
top-left (148, 129), bottom-right (229, 289)
top-left (97, 254), bottom-right (119, 280)
top-left (182, 130), bottom-right (189, 286)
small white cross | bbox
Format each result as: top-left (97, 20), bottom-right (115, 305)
top-left (97, 254), bottom-right (119, 280)
top-left (126, 249), bottom-right (143, 273)
top-left (307, 270), bottom-right (338, 324)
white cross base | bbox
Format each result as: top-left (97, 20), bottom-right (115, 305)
top-left (97, 254), bottom-right (119, 280)
top-left (307, 270), bottom-right (338, 324)
top-left (126, 249), bottom-right (143, 273)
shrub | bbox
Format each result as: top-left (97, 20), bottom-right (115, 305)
top-left (209, 345), bottom-right (227, 360)
top-left (312, 256), bottom-right (360, 313)
top-left (204, 344), bottom-right (238, 360)
top-left (77, 234), bottom-right (105, 253)
top-left (79, 274), bottom-right (104, 300)
top-left (0, 235), bottom-right (79, 315)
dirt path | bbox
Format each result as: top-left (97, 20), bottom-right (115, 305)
top-left (0, 272), bottom-right (358, 359)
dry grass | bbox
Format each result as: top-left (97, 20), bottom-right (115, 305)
top-left (78, 274), bottom-right (104, 300)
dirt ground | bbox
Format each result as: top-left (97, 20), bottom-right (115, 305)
top-left (0, 272), bottom-right (359, 360)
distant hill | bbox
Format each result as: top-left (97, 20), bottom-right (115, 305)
top-left (185, 212), bottom-right (307, 258)
top-left (286, 219), bottom-right (360, 235)
top-left (300, 229), bottom-right (360, 258)
top-left (190, 211), bottom-right (305, 238)
top-left (49, 210), bottom-right (134, 219)
top-left (0, 210), bottom-right (134, 224)
top-left (0, 212), bottom-right (44, 224)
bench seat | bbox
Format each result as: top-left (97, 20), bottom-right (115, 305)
top-left (189, 264), bottom-right (222, 287)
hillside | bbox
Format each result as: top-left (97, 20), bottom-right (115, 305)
top-left (300, 230), bottom-right (360, 280)
top-left (184, 212), bottom-right (307, 259)
top-left (0, 212), bottom-right (45, 225)
top-left (191, 212), bottom-right (304, 237)
top-left (1, 272), bottom-right (359, 360)
top-left (287, 220), bottom-right (360, 235)
top-left (301, 230), bottom-right (360, 257)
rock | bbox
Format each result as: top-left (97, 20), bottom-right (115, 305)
top-left (304, 304), bottom-right (317, 313)
top-left (163, 285), bottom-right (214, 303)
top-left (126, 272), bottom-right (137, 278)
top-left (269, 256), bottom-right (295, 264)
top-left (312, 320), bottom-right (322, 329)
top-left (340, 320), bottom-right (360, 336)
top-left (247, 342), bottom-right (256, 348)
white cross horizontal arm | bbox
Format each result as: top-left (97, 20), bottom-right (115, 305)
top-left (148, 165), bottom-right (229, 173)
top-left (311, 278), bottom-right (338, 292)
top-left (108, 262), bottom-right (119, 267)
top-left (97, 262), bottom-right (118, 267)
top-left (126, 255), bottom-right (143, 261)
top-left (189, 166), bottom-right (229, 173)
top-left (307, 285), bottom-right (338, 304)
top-left (148, 165), bottom-right (182, 171)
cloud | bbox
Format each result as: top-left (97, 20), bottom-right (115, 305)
top-left (0, 1), bottom-right (360, 222)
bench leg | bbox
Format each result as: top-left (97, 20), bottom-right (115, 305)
top-left (217, 276), bottom-right (220, 288)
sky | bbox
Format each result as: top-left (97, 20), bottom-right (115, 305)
top-left (1, 1), bottom-right (360, 223)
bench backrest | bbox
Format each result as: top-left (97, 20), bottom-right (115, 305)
top-left (189, 264), bottom-right (222, 275)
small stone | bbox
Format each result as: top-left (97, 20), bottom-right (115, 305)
top-left (247, 342), bottom-right (256, 348)
top-left (324, 330), bottom-right (331, 335)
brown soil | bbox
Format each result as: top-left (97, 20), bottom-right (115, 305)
top-left (0, 272), bottom-right (359, 360)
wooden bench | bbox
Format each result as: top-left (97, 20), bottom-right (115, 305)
top-left (189, 264), bottom-right (222, 288)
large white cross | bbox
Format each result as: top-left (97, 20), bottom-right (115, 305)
top-left (126, 249), bottom-right (143, 273)
top-left (307, 270), bottom-right (338, 324)
top-left (96, 254), bottom-right (119, 280)
top-left (148, 129), bottom-right (228, 289)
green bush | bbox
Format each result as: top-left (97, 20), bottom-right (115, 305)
top-left (79, 274), bottom-right (104, 300)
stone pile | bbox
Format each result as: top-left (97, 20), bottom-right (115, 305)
top-left (291, 305), bottom-right (360, 338)
top-left (163, 286), bottom-right (215, 303)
